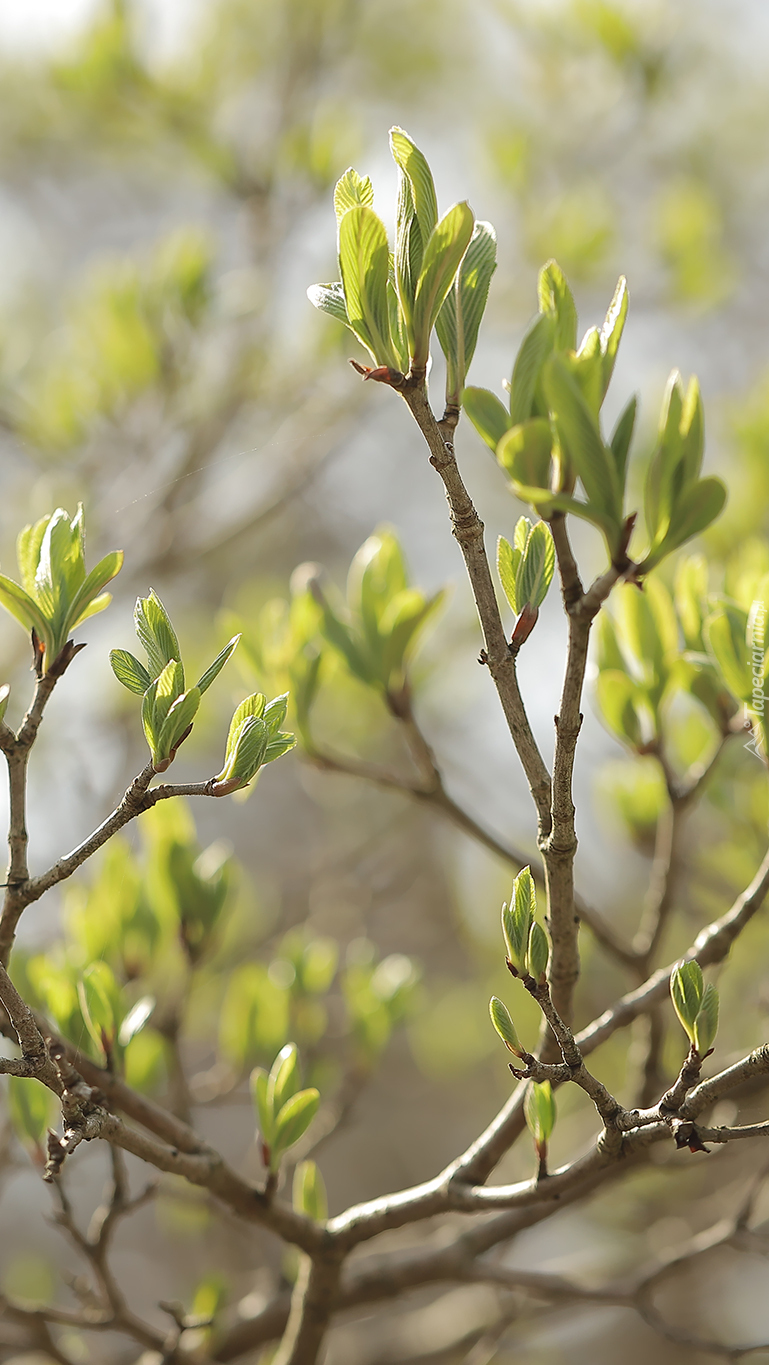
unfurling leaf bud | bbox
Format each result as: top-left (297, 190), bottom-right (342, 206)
top-left (525, 1080), bottom-right (556, 1146)
top-left (489, 996), bottom-right (524, 1056)
top-left (693, 982), bottom-right (719, 1055)
top-left (526, 921), bottom-right (550, 982)
top-left (670, 960), bottom-right (704, 1044)
top-left (501, 867), bottom-right (536, 971)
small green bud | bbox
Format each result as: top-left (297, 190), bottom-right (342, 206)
top-left (489, 996), bottom-right (524, 1056)
top-left (525, 1080), bottom-right (556, 1146)
top-left (526, 921), bottom-right (550, 982)
top-left (693, 982), bottom-right (719, 1054)
top-left (670, 960), bottom-right (704, 1043)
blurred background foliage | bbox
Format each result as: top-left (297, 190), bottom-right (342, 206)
top-left (1, 2), bottom-right (769, 1362)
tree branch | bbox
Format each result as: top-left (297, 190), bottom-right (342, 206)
top-left (401, 386), bottom-right (552, 839)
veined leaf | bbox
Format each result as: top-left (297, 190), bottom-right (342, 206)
top-left (394, 162), bottom-right (421, 322)
top-left (16, 516), bottom-right (49, 597)
top-left (509, 314), bottom-right (555, 425)
top-left (135, 591), bottom-right (181, 681)
top-left (151, 658), bottom-right (185, 733)
top-left (223, 693), bottom-right (266, 762)
top-left (389, 127), bottom-right (438, 248)
top-left (497, 535), bottom-right (523, 614)
top-left (543, 355), bottom-right (621, 522)
top-left (410, 201), bottom-right (474, 369)
top-left (307, 281), bottom-right (349, 326)
top-left (694, 983), bottom-right (719, 1054)
top-left (489, 996), bottom-right (522, 1054)
top-left (537, 259), bottom-right (577, 351)
top-left (517, 521), bottom-right (555, 610)
top-left (334, 168), bottom-right (374, 222)
top-left (436, 220), bottom-right (497, 404)
top-left (156, 686), bottom-right (200, 764)
top-left (110, 648), bottom-right (152, 695)
top-left (338, 206), bottom-right (396, 368)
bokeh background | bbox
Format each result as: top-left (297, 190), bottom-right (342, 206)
top-left (1, 2), bottom-right (769, 1362)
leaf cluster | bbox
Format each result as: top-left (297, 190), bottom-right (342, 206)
top-left (309, 129), bottom-right (496, 395)
top-left (251, 1043), bottom-right (320, 1172)
top-left (0, 506), bottom-right (122, 672)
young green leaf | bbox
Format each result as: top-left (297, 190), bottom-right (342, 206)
top-left (526, 921), bottom-right (550, 982)
top-left (270, 1089), bottom-right (320, 1166)
top-left (497, 536), bottom-right (523, 615)
top-left (694, 983), bottom-right (719, 1054)
top-left (307, 281), bottom-right (349, 325)
top-left (543, 355), bottom-right (621, 525)
top-left (77, 961), bottom-right (121, 1056)
top-left (0, 506), bottom-right (122, 669)
top-left (338, 205), bottom-right (397, 368)
top-left (517, 522), bottom-right (556, 611)
top-left (134, 591), bottom-right (181, 681)
top-left (196, 635), bottom-right (240, 694)
top-left (409, 201), bottom-right (475, 370)
top-left (496, 420), bottom-right (553, 502)
top-left (334, 168), bottom-right (374, 222)
top-left (525, 1081), bottom-right (556, 1144)
top-left (463, 387), bottom-right (511, 452)
top-left (436, 220), bottom-right (497, 405)
top-left (268, 1042), bottom-right (300, 1115)
top-left (389, 128), bottom-right (438, 250)
top-left (670, 960), bottom-right (704, 1042)
top-left (155, 685), bottom-right (200, 768)
top-left (489, 996), bottom-right (523, 1055)
top-left (250, 1067), bottom-right (274, 1146)
top-left (109, 648), bottom-right (152, 695)
top-left (538, 260), bottom-right (577, 351)
top-left (609, 394), bottom-right (637, 486)
top-left (599, 275), bottom-right (628, 395)
top-left (502, 867), bottom-right (536, 972)
top-left (509, 314), bottom-right (554, 425)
